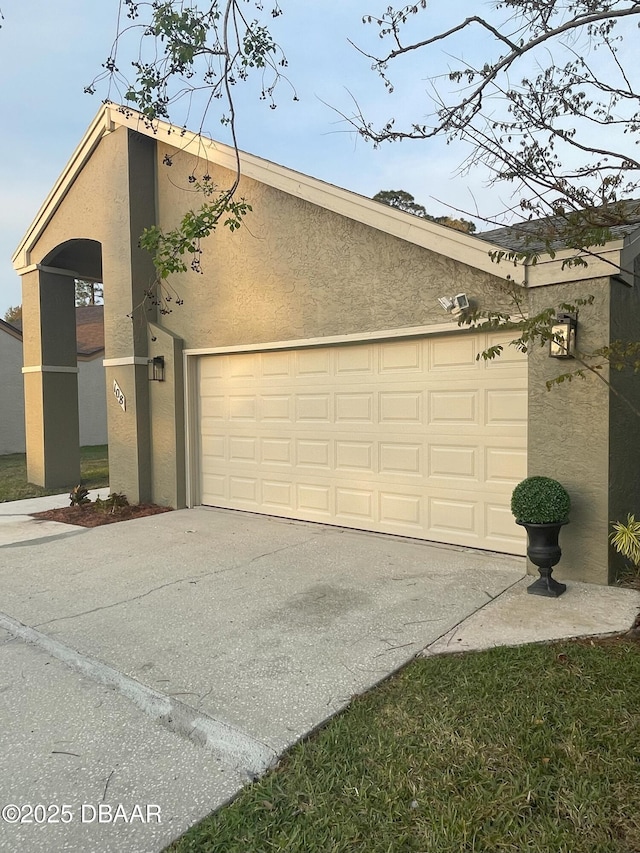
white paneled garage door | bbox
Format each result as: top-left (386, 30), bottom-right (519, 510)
top-left (197, 332), bottom-right (527, 554)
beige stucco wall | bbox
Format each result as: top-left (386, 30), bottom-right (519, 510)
top-left (0, 328), bottom-right (26, 454)
top-left (152, 145), bottom-right (519, 349)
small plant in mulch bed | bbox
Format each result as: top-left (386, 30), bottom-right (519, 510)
top-left (69, 484), bottom-right (91, 506)
top-left (94, 492), bottom-right (129, 514)
top-left (31, 491), bottom-right (172, 527)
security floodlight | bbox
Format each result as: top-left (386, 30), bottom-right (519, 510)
top-left (439, 293), bottom-right (469, 316)
top-left (438, 296), bottom-right (455, 312)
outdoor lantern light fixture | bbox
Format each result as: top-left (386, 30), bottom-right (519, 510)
top-left (549, 313), bottom-right (577, 359)
top-left (149, 355), bottom-right (165, 381)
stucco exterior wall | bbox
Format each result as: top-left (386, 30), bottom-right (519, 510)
top-left (527, 279), bottom-right (612, 585)
top-left (0, 328), bottom-right (26, 454)
top-left (147, 323), bottom-right (185, 507)
top-left (152, 145), bottom-right (519, 349)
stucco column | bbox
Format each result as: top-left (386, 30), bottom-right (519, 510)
top-left (100, 128), bottom-right (158, 504)
top-left (526, 278), bottom-right (611, 585)
top-left (21, 266), bottom-right (80, 488)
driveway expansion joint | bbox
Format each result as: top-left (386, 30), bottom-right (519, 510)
top-left (0, 609), bottom-right (278, 779)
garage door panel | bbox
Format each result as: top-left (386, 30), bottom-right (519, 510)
top-left (261, 438), bottom-right (293, 465)
top-left (485, 503), bottom-right (525, 546)
top-left (335, 441), bottom-right (375, 473)
top-left (430, 336), bottom-right (479, 370)
top-left (229, 395), bottom-right (257, 421)
top-left (262, 479), bottom-right (293, 508)
top-left (296, 395), bottom-right (331, 422)
top-left (379, 391), bottom-right (422, 423)
top-left (485, 446), bottom-right (527, 484)
top-left (429, 390), bottom-right (479, 425)
top-left (379, 443), bottom-right (423, 476)
top-left (335, 393), bottom-right (374, 423)
top-left (336, 488), bottom-right (374, 522)
top-left (260, 395), bottom-right (292, 421)
top-left (296, 439), bottom-right (331, 469)
top-left (296, 348), bottom-right (331, 376)
top-left (202, 472), bottom-right (226, 499)
top-left (336, 345), bottom-right (375, 374)
top-left (297, 484), bottom-right (332, 515)
top-left (198, 332), bottom-right (527, 555)
top-left (429, 445), bottom-right (478, 480)
top-left (379, 491), bottom-right (423, 527)
top-left (229, 353), bottom-right (258, 378)
top-left (429, 497), bottom-right (477, 536)
top-left (260, 350), bottom-right (292, 377)
top-left (486, 388), bottom-right (527, 425)
top-left (379, 340), bottom-right (423, 373)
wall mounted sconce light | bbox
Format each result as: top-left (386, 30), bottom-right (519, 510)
top-left (149, 355), bottom-right (165, 381)
top-left (438, 293), bottom-right (470, 317)
top-left (549, 313), bottom-right (577, 359)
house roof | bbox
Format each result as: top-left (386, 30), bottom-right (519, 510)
top-left (74, 305), bottom-right (105, 355)
top-left (12, 104), bottom-right (640, 288)
top-left (0, 317), bottom-right (22, 342)
top-left (479, 199), bottom-right (640, 254)
top-left (7, 305), bottom-right (105, 357)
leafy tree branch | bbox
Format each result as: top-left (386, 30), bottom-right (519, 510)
top-left (346, 1), bottom-right (640, 260)
top-left (88, 1), bottom-right (296, 310)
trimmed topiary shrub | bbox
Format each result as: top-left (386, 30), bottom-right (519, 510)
top-left (511, 476), bottom-right (570, 524)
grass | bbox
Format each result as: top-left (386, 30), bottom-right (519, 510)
top-left (0, 444), bottom-right (109, 502)
top-left (167, 638), bottom-right (640, 853)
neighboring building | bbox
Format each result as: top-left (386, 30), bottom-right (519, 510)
top-left (0, 307), bottom-right (107, 455)
top-left (0, 318), bottom-right (25, 456)
top-left (11, 104), bottom-right (640, 585)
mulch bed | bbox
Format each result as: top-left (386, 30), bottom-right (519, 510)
top-left (31, 504), bottom-right (173, 528)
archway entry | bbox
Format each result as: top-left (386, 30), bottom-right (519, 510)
top-left (20, 239), bottom-right (103, 489)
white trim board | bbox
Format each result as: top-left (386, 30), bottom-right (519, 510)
top-left (183, 321), bottom-right (475, 358)
top-left (22, 365), bottom-right (79, 374)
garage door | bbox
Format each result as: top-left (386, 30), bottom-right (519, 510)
top-left (197, 332), bottom-right (527, 554)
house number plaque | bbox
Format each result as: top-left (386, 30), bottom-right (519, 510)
top-left (113, 379), bottom-right (126, 411)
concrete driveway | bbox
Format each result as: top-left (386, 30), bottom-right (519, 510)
top-left (0, 502), bottom-right (636, 852)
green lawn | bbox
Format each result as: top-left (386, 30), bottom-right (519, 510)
top-left (167, 638), bottom-right (640, 853)
top-left (0, 445), bottom-right (109, 502)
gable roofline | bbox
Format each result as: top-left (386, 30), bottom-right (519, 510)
top-left (13, 104), bottom-right (637, 286)
top-left (0, 318), bottom-right (23, 342)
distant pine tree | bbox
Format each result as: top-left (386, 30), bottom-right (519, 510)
top-left (3, 304), bottom-right (22, 325)
top-left (373, 190), bottom-right (476, 233)
top-left (75, 280), bottom-right (104, 306)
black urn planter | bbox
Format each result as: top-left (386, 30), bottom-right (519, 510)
top-left (517, 520), bottom-right (568, 597)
